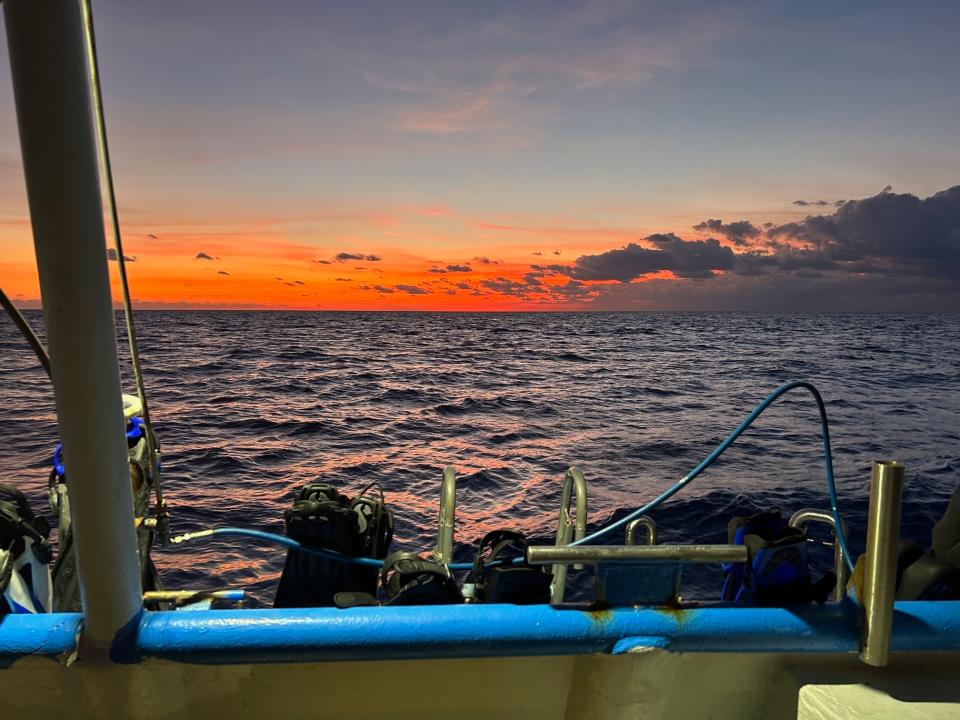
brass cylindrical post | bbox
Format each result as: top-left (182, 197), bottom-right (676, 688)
top-left (860, 460), bottom-right (905, 667)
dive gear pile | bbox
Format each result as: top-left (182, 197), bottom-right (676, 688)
top-left (721, 510), bottom-right (836, 606)
top-left (274, 482), bottom-right (394, 608)
top-left (472, 530), bottom-right (553, 605)
top-left (49, 413), bottom-right (162, 611)
top-left (0, 483), bottom-right (52, 614)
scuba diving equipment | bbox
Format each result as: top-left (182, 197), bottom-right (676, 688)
top-left (472, 530), bottom-right (553, 605)
top-left (896, 484), bottom-right (960, 600)
top-left (48, 407), bottom-right (162, 611)
top-left (274, 482), bottom-right (394, 608)
top-left (722, 511), bottom-right (835, 606)
top-left (380, 551), bottom-right (462, 606)
top-left (0, 483), bottom-right (53, 614)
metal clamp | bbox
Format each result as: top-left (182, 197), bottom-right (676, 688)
top-left (551, 467), bottom-right (588, 602)
top-left (433, 466), bottom-right (457, 564)
top-left (788, 508), bottom-right (849, 602)
top-left (625, 516), bottom-right (657, 546)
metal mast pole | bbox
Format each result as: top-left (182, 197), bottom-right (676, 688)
top-left (3, 0), bottom-right (143, 652)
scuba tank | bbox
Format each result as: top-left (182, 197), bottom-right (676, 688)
top-left (49, 404), bottom-right (163, 611)
top-left (472, 529), bottom-right (553, 605)
top-left (0, 483), bottom-right (53, 614)
top-left (274, 481), bottom-right (394, 608)
top-left (379, 550), bottom-right (462, 606)
top-left (721, 510), bottom-right (835, 606)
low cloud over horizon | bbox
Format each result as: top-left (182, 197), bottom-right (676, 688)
top-left (450, 184), bottom-right (960, 311)
top-left (325, 183), bottom-right (960, 311)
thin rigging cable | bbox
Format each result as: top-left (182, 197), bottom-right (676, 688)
top-left (80, 0), bottom-right (168, 538)
top-left (0, 286), bottom-right (51, 378)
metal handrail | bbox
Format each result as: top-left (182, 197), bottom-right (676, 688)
top-left (788, 508), bottom-right (850, 602)
top-left (551, 467), bottom-right (588, 602)
top-left (625, 516), bottom-right (657, 546)
top-left (530, 544), bottom-right (748, 565)
top-left (433, 466), bottom-right (457, 564)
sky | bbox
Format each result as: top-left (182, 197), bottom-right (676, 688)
top-left (1, 0), bottom-right (959, 311)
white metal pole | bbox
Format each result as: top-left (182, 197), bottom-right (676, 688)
top-left (3, 0), bottom-right (143, 651)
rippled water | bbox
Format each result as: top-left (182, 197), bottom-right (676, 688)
top-left (2, 311), bottom-right (959, 605)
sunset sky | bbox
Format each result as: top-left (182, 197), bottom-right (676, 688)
top-left (1, 1), bottom-right (959, 310)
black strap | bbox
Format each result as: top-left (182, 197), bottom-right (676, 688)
top-left (0, 483), bottom-right (34, 522)
top-left (381, 550), bottom-right (449, 588)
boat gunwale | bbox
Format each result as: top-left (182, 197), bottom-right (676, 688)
top-left (2, 600), bottom-right (959, 665)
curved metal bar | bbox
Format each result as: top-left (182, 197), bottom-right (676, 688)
top-left (789, 508), bottom-right (850, 603)
top-left (551, 467), bottom-right (588, 602)
top-left (625, 516), bottom-right (657, 546)
top-left (433, 466), bottom-right (457, 564)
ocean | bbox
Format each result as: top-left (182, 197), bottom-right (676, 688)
top-left (2, 311), bottom-right (958, 605)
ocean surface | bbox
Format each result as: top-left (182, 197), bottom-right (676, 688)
top-left (2, 311), bottom-right (959, 606)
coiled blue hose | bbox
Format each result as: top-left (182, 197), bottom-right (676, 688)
top-left (169, 381), bottom-right (854, 574)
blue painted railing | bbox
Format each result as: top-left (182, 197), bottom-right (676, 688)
top-left (2, 601), bottom-right (959, 665)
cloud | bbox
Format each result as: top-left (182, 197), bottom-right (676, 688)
top-left (394, 284), bottom-right (430, 295)
top-left (570, 234), bottom-right (736, 281)
top-left (314, 259), bottom-right (332, 264)
top-left (147, 234), bottom-right (158, 239)
top-left (293, 280), bottom-right (305, 285)
top-left (364, 4), bottom-right (735, 140)
top-left (532, 251), bottom-right (544, 256)
top-left (217, 270), bottom-right (230, 276)
top-left (793, 198), bottom-right (852, 209)
top-left (473, 256), bottom-right (501, 265)
top-left (335, 252), bottom-right (381, 262)
top-left (544, 184), bottom-right (960, 310)
top-left (692, 218), bottom-right (761, 246)
top-left (106, 248), bottom-right (136, 262)
top-left (455, 281), bottom-right (471, 290)
top-left (373, 285), bottom-right (395, 294)
top-left (195, 252), bottom-right (218, 260)
top-left (530, 264), bottom-right (568, 274)
top-left (335, 277), bottom-right (352, 282)
top-left (429, 263), bottom-right (473, 274)
top-left (481, 277), bottom-right (532, 296)
top-left (767, 185), bottom-right (960, 279)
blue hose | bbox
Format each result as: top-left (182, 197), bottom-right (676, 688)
top-left (572, 380), bottom-right (855, 573)
top-left (171, 381), bottom-right (854, 574)
top-left (199, 527), bottom-right (474, 571)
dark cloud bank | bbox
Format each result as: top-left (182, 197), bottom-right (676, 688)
top-left (350, 186), bottom-right (959, 310)
top-left (564, 185), bottom-right (960, 310)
